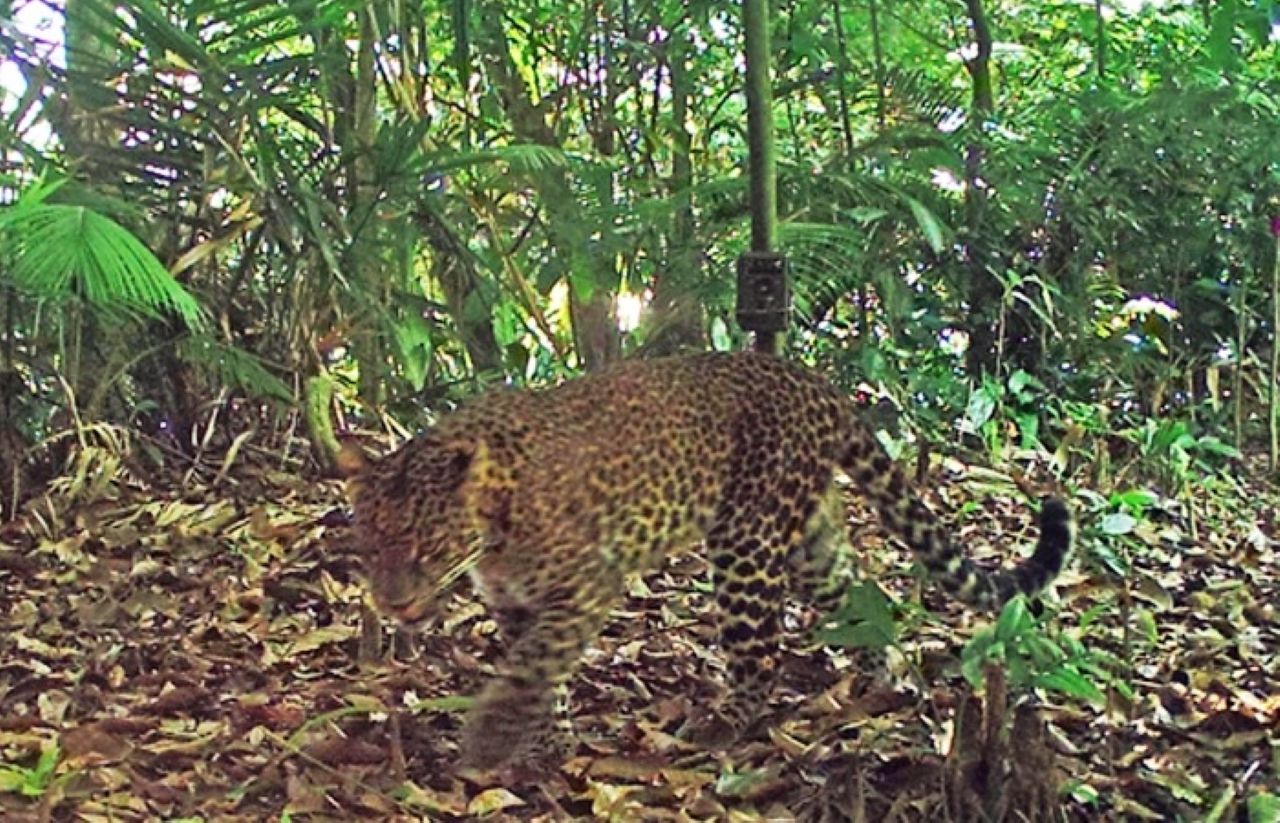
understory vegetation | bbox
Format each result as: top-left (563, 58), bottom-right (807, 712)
top-left (1, 0), bottom-right (1278, 820)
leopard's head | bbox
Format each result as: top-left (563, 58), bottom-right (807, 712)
top-left (339, 435), bottom-right (490, 626)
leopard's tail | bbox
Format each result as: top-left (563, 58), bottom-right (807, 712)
top-left (840, 424), bottom-right (1073, 611)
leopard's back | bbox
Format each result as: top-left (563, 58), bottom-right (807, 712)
top-left (445, 351), bottom-right (850, 573)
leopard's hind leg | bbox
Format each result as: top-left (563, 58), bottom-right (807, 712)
top-left (684, 508), bottom-right (812, 747)
top-left (786, 482), bottom-right (890, 684)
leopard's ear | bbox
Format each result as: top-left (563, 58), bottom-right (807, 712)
top-left (336, 440), bottom-right (373, 478)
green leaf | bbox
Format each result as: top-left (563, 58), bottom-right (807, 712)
top-left (0, 768), bottom-right (27, 794)
top-left (1193, 436), bottom-right (1241, 458)
top-left (816, 621), bottom-right (894, 649)
top-left (390, 313), bottom-right (435, 392)
top-left (900, 193), bottom-right (948, 253)
top-left (995, 596), bottom-right (1032, 642)
top-left (32, 744), bottom-right (59, 781)
top-left (710, 316), bottom-right (733, 352)
top-left (178, 337), bottom-right (294, 403)
top-left (848, 206), bottom-right (889, 224)
top-left (1068, 781), bottom-right (1100, 806)
top-left (1034, 668), bottom-right (1106, 707)
top-left (1206, 0), bottom-right (1240, 70)
top-left (817, 583), bottom-right (897, 648)
top-left (1008, 369), bottom-right (1034, 395)
top-left (1090, 541), bottom-right (1129, 576)
top-left (1136, 609), bottom-right (1159, 645)
top-left (1007, 653), bottom-right (1031, 688)
top-left (965, 385), bottom-right (998, 431)
top-left (845, 582), bottom-right (895, 632)
top-left (1024, 634), bottom-right (1066, 668)
top-left (715, 768), bottom-right (769, 798)
top-left (1111, 489), bottom-right (1158, 513)
top-left (961, 630), bottom-right (1005, 686)
top-left (407, 694), bottom-right (473, 714)
top-left (1099, 513), bottom-right (1137, 536)
top-left (1016, 413), bottom-right (1040, 450)
top-left (1248, 792), bottom-right (1280, 823)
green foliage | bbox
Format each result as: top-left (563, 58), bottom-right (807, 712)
top-left (814, 582), bottom-right (899, 651)
top-left (1077, 487), bottom-right (1158, 580)
top-left (1249, 792), bottom-right (1280, 823)
top-left (1, 0), bottom-right (1277, 489)
top-left (1120, 418), bottom-right (1242, 493)
top-left (0, 178), bottom-right (204, 329)
top-left (177, 337), bottom-right (293, 403)
top-left (963, 370), bottom-right (1048, 458)
top-left (0, 744), bottom-right (62, 798)
top-left (961, 597), bottom-right (1116, 710)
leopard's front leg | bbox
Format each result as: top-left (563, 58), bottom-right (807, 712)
top-left (460, 573), bottom-right (619, 771)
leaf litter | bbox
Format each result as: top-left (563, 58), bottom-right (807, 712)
top-left (0, 453), bottom-right (1277, 821)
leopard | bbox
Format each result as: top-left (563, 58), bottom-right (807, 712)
top-left (339, 351), bottom-right (1073, 770)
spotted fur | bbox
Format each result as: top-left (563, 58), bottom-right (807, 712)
top-left (342, 351), bottom-right (1073, 768)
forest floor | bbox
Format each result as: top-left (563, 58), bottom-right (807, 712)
top-left (1, 450), bottom-right (1278, 822)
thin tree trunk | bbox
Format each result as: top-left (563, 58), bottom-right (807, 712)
top-left (1234, 276), bottom-right (1247, 448)
top-left (350, 7), bottom-right (388, 407)
top-left (646, 24), bottom-right (706, 355)
top-left (866, 0), bottom-right (887, 131)
top-left (1094, 0), bottom-right (1107, 78)
top-left (1270, 228), bottom-right (1280, 470)
top-left (963, 0), bottom-right (1000, 376)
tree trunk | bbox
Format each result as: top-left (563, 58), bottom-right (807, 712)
top-left (962, 0), bottom-right (1001, 377)
top-left (645, 24), bottom-right (706, 356)
top-left (1270, 228), bottom-right (1280, 471)
top-left (349, 7), bottom-right (390, 407)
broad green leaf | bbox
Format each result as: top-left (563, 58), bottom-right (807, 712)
top-left (1111, 489), bottom-right (1158, 512)
top-left (33, 745), bottom-right (59, 780)
top-left (965, 386), bottom-right (998, 431)
top-left (815, 621), bottom-right (893, 650)
top-left (1008, 369), bottom-right (1033, 394)
top-left (1024, 634), bottom-right (1066, 668)
top-left (1248, 792), bottom-right (1280, 823)
top-left (0, 768), bottom-right (27, 794)
top-left (995, 596), bottom-right (1032, 642)
top-left (1136, 609), bottom-right (1159, 645)
top-left (715, 768), bottom-right (769, 797)
top-left (844, 582), bottom-right (895, 632)
top-left (900, 193), bottom-right (948, 253)
top-left (1099, 513), bottom-right (1137, 536)
top-left (1034, 668), bottom-right (1105, 707)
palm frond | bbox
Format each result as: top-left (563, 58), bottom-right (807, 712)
top-left (877, 66), bottom-right (968, 129)
top-left (0, 178), bottom-right (206, 329)
top-left (416, 144), bottom-right (570, 177)
top-left (177, 336), bottom-right (294, 403)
